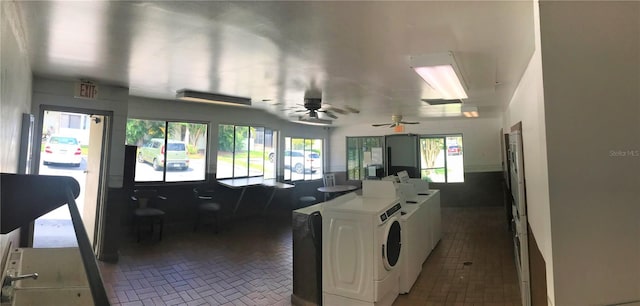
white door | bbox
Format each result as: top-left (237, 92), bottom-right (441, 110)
top-left (82, 115), bottom-right (105, 247)
top-left (34, 110), bottom-right (109, 253)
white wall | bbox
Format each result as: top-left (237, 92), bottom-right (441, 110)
top-left (0, 1), bottom-right (31, 174)
top-left (539, 2), bottom-right (640, 305)
top-left (503, 1), bottom-right (554, 303)
top-left (329, 116), bottom-right (504, 173)
top-left (31, 78), bottom-right (129, 188)
top-left (128, 96), bottom-right (329, 175)
top-left (0, 0), bottom-right (33, 265)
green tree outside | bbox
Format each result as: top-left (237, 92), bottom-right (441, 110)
top-left (126, 119), bottom-right (164, 145)
top-left (218, 124), bottom-right (250, 152)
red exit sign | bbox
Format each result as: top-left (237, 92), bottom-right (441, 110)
top-left (75, 81), bottom-right (98, 100)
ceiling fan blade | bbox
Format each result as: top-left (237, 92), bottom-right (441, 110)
top-left (326, 106), bottom-right (347, 115)
top-left (401, 121), bottom-right (420, 124)
top-left (318, 110), bottom-right (338, 119)
top-left (324, 111), bottom-right (337, 119)
top-left (389, 123), bottom-right (397, 128)
top-left (345, 106), bottom-right (360, 114)
top-left (372, 123), bottom-right (391, 127)
top-left (294, 109), bottom-right (308, 113)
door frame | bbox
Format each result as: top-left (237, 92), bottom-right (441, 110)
top-left (32, 104), bottom-right (113, 255)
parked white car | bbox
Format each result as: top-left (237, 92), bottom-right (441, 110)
top-left (42, 135), bottom-right (83, 167)
top-left (284, 150), bottom-right (320, 174)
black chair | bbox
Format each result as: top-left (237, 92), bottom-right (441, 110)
top-left (193, 187), bottom-right (222, 233)
top-left (130, 189), bottom-right (166, 242)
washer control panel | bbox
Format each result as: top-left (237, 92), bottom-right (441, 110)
top-left (379, 202), bottom-right (402, 223)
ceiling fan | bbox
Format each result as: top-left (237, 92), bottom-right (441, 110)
top-left (372, 115), bottom-right (419, 128)
top-left (292, 97), bottom-right (359, 119)
top-left (293, 98), bottom-right (337, 119)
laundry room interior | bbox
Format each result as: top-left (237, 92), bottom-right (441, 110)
top-left (2, 1), bottom-right (638, 306)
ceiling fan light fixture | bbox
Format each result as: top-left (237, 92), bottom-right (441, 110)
top-left (176, 89), bottom-right (251, 107)
top-left (297, 116), bottom-right (332, 126)
top-left (372, 114), bottom-right (419, 128)
top-left (410, 51), bottom-right (468, 100)
top-left (461, 106), bottom-right (479, 118)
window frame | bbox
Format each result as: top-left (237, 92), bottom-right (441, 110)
top-left (283, 137), bottom-right (324, 182)
top-left (216, 124), bottom-right (277, 179)
top-left (419, 133), bottom-right (464, 183)
top-left (126, 118), bottom-right (209, 184)
top-left (346, 136), bottom-right (385, 180)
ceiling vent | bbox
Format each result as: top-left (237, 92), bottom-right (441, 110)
top-left (421, 99), bottom-right (463, 105)
top-left (176, 89), bottom-right (251, 107)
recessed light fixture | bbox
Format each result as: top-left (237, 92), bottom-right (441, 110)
top-left (176, 89), bottom-right (251, 107)
top-left (461, 106), bottom-right (479, 118)
top-left (409, 51), bottom-right (468, 100)
top-left (297, 116), bottom-right (333, 126)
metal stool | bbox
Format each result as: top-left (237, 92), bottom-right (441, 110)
top-left (131, 190), bottom-right (166, 242)
top-left (298, 196), bottom-right (317, 209)
top-left (194, 187), bottom-right (222, 233)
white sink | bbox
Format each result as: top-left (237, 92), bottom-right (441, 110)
top-left (3, 248), bottom-right (92, 306)
top-left (11, 288), bottom-right (92, 306)
top-left (9, 248), bottom-right (88, 289)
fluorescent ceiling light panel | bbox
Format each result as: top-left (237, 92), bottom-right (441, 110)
top-left (297, 116), bottom-right (332, 126)
top-left (176, 89), bottom-right (251, 107)
top-left (410, 52), bottom-right (468, 100)
top-left (461, 106), bottom-right (479, 118)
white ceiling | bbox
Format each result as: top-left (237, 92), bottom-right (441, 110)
top-left (17, 1), bottom-right (535, 126)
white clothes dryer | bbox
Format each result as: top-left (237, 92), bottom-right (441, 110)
top-left (322, 195), bottom-right (402, 306)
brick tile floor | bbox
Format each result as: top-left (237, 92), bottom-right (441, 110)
top-left (100, 207), bottom-right (520, 306)
top-left (395, 207), bottom-right (521, 306)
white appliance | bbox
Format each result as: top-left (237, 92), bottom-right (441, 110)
top-left (398, 179), bottom-right (440, 253)
top-left (509, 130), bottom-right (530, 306)
top-left (398, 203), bottom-right (423, 294)
top-left (396, 170), bottom-right (410, 184)
top-left (406, 178), bottom-right (429, 196)
top-left (396, 180), bottom-right (441, 294)
top-left (323, 181), bottom-right (403, 306)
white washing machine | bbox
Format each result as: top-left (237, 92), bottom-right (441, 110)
top-left (398, 203), bottom-right (423, 294)
top-left (322, 194), bottom-right (402, 306)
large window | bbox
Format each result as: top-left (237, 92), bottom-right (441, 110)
top-left (126, 119), bottom-right (208, 183)
top-left (419, 134), bottom-right (464, 183)
top-left (284, 137), bottom-right (323, 181)
top-left (216, 125), bottom-right (277, 179)
top-left (347, 136), bottom-right (384, 180)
